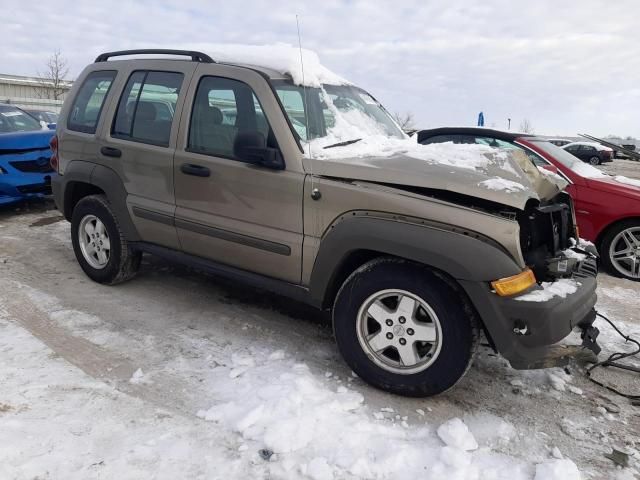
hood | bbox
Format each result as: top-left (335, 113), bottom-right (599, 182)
top-left (0, 129), bottom-right (54, 152)
top-left (586, 176), bottom-right (640, 202)
top-left (305, 147), bottom-right (567, 210)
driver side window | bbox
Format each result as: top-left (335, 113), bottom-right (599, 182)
top-left (188, 76), bottom-right (273, 160)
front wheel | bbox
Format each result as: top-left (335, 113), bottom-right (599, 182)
top-left (589, 156), bottom-right (601, 165)
top-left (332, 258), bottom-right (479, 397)
top-left (601, 221), bottom-right (640, 281)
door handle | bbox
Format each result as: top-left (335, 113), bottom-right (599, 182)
top-left (180, 163), bottom-right (210, 177)
top-left (100, 146), bottom-right (122, 158)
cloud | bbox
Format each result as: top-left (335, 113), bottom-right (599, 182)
top-left (3, 0), bottom-right (639, 137)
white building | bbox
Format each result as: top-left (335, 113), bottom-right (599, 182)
top-left (0, 73), bottom-right (73, 113)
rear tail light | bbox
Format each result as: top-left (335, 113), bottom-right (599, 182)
top-left (50, 135), bottom-right (59, 172)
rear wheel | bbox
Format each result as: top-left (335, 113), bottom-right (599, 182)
top-left (332, 258), bottom-right (479, 397)
top-left (71, 195), bottom-right (141, 284)
top-left (589, 156), bottom-right (601, 165)
top-left (601, 220), bottom-right (640, 281)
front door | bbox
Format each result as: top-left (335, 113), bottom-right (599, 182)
top-left (173, 67), bottom-right (304, 283)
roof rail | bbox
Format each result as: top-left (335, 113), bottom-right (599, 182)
top-left (95, 49), bottom-right (215, 63)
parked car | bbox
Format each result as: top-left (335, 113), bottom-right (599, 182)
top-left (0, 103), bottom-right (55, 205)
top-left (418, 127), bottom-right (640, 281)
top-left (24, 109), bottom-right (59, 126)
top-left (563, 141), bottom-right (613, 165)
top-left (52, 49), bottom-right (599, 396)
top-left (547, 138), bottom-right (572, 147)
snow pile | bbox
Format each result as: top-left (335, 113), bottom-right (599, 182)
top-left (534, 458), bottom-right (581, 480)
top-left (478, 177), bottom-right (526, 193)
top-left (515, 279), bottom-right (580, 302)
top-left (614, 175), bottom-right (640, 188)
top-left (562, 248), bottom-right (587, 261)
top-left (195, 348), bottom-right (579, 479)
top-left (192, 43), bottom-right (349, 87)
top-left (463, 413), bottom-right (517, 447)
top-left (436, 418), bottom-right (479, 451)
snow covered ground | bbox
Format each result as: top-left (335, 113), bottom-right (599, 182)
top-left (1, 197), bottom-right (639, 479)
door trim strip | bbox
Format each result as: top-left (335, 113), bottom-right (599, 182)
top-left (132, 206), bottom-right (291, 256)
top-left (174, 218), bottom-right (292, 256)
top-left (132, 206), bottom-right (174, 226)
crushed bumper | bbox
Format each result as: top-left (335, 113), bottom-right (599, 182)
top-left (0, 155), bottom-right (53, 205)
top-left (460, 257), bottom-right (599, 369)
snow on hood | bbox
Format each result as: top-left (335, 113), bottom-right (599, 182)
top-left (307, 143), bottom-right (567, 210)
top-left (187, 43), bottom-right (349, 87)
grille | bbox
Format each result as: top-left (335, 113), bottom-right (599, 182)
top-left (574, 258), bottom-right (598, 278)
top-left (9, 158), bottom-right (53, 173)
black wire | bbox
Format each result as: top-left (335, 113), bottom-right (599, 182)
top-left (585, 312), bottom-right (640, 400)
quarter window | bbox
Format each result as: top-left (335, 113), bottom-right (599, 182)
top-left (188, 76), bottom-right (273, 159)
top-left (112, 71), bottom-right (184, 147)
top-left (68, 70), bottom-right (116, 134)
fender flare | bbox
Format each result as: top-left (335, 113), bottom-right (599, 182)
top-left (308, 214), bottom-right (522, 307)
top-left (59, 161), bottom-right (140, 241)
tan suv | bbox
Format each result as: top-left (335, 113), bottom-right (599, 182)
top-left (52, 49), bottom-right (600, 396)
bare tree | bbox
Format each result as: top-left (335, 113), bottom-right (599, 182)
top-left (36, 50), bottom-right (70, 100)
top-left (393, 111), bottom-right (416, 131)
top-left (519, 118), bottom-right (534, 134)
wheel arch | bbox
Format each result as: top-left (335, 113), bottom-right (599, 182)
top-left (595, 216), bottom-right (640, 250)
top-left (308, 214), bottom-right (523, 310)
top-left (58, 161), bottom-right (140, 241)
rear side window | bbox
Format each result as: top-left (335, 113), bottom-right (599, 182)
top-left (112, 71), bottom-right (184, 147)
top-left (68, 71), bottom-right (116, 133)
top-left (188, 76), bottom-right (273, 159)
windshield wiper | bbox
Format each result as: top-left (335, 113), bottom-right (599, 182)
top-left (323, 138), bottom-right (362, 149)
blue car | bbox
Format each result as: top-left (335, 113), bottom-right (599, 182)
top-left (0, 104), bottom-right (55, 205)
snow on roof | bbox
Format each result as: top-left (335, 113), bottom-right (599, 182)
top-left (190, 43), bottom-right (349, 87)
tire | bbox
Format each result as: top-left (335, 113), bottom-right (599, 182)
top-left (589, 156), bottom-right (601, 166)
top-left (600, 220), bottom-right (640, 281)
top-left (332, 257), bottom-right (479, 397)
top-left (71, 194), bottom-right (141, 285)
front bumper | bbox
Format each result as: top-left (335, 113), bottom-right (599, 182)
top-left (0, 154), bottom-right (53, 205)
top-left (460, 257), bottom-right (599, 369)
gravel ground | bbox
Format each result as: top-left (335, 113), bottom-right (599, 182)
top-left (598, 158), bottom-right (640, 180)
top-left (1, 159), bottom-right (639, 479)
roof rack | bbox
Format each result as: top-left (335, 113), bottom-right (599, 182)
top-left (95, 49), bottom-right (215, 63)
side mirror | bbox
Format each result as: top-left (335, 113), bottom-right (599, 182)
top-left (541, 164), bottom-right (559, 174)
top-left (234, 131), bottom-right (284, 170)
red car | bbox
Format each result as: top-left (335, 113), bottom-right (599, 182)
top-left (418, 128), bottom-right (640, 281)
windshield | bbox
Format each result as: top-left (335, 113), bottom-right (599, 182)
top-left (272, 81), bottom-right (405, 148)
top-left (0, 105), bottom-right (42, 133)
top-left (529, 139), bottom-right (607, 178)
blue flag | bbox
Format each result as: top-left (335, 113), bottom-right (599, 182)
top-left (477, 112), bottom-right (485, 127)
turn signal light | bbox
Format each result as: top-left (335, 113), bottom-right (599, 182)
top-left (491, 269), bottom-right (536, 297)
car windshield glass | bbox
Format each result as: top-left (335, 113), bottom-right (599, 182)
top-left (272, 81), bottom-right (405, 147)
top-left (0, 105), bottom-right (42, 133)
top-left (529, 139), bottom-right (606, 177)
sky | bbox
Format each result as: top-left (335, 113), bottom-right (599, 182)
top-left (3, 0), bottom-right (640, 138)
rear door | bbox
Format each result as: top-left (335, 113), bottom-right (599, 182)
top-left (99, 60), bottom-right (197, 250)
top-left (173, 64), bottom-right (305, 283)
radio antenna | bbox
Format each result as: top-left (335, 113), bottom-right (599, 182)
top-left (296, 14), bottom-right (312, 162)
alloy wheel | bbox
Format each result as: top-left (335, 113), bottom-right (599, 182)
top-left (609, 226), bottom-right (640, 279)
top-left (356, 289), bottom-right (443, 375)
top-left (78, 214), bottom-right (111, 269)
